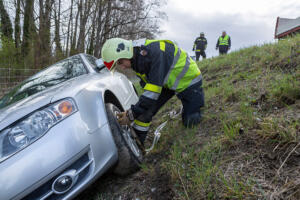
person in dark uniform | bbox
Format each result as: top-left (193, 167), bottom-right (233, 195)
top-left (193, 32), bottom-right (207, 61)
top-left (101, 38), bottom-right (205, 144)
top-left (216, 31), bottom-right (231, 55)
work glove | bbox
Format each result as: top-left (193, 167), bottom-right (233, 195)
top-left (192, 48), bottom-right (195, 51)
top-left (215, 47), bottom-right (218, 50)
top-left (116, 110), bottom-right (134, 126)
top-left (117, 112), bottom-right (130, 125)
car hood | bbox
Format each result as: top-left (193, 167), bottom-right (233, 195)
top-left (0, 74), bottom-right (93, 131)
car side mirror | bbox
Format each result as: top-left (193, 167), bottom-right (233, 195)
top-left (95, 58), bottom-right (105, 69)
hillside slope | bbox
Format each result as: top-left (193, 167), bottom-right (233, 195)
top-left (77, 36), bottom-right (300, 200)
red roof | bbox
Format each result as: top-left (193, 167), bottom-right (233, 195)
top-left (275, 17), bottom-right (300, 39)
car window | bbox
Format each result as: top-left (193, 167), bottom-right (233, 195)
top-left (0, 55), bottom-right (87, 109)
top-left (85, 54), bottom-right (109, 73)
top-left (85, 54), bottom-right (98, 68)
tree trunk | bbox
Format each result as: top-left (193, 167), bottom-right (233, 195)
top-left (65, 0), bottom-right (74, 57)
top-left (76, 0), bottom-right (84, 52)
top-left (94, 0), bottom-right (113, 58)
top-left (70, 0), bottom-right (80, 55)
top-left (87, 10), bottom-right (97, 55)
top-left (14, 0), bottom-right (21, 49)
top-left (21, 0), bottom-right (34, 57)
top-left (94, 0), bottom-right (104, 57)
top-left (0, 0), bottom-right (13, 40)
top-left (77, 0), bottom-right (93, 53)
top-left (37, 0), bottom-right (52, 67)
top-left (103, 0), bottom-right (112, 42)
top-left (54, 0), bottom-right (63, 59)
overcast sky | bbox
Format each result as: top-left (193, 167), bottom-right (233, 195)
top-left (159, 0), bottom-right (300, 58)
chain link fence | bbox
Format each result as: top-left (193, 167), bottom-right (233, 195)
top-left (0, 68), bottom-right (40, 98)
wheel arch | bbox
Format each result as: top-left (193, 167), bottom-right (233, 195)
top-left (104, 90), bottom-right (124, 112)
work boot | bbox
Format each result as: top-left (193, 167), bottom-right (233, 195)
top-left (183, 111), bottom-right (202, 128)
top-left (129, 127), bottom-right (146, 154)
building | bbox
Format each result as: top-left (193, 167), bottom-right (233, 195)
top-left (275, 17), bottom-right (300, 39)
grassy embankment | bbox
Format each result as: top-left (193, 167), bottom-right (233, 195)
top-left (141, 35), bottom-right (300, 199)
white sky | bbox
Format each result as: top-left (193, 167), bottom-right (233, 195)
top-left (160, 0), bottom-right (300, 58)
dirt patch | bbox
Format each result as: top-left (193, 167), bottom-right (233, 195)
top-left (75, 151), bottom-right (174, 200)
top-left (222, 133), bottom-right (300, 199)
top-left (218, 100), bottom-right (300, 199)
top-left (269, 46), bottom-right (300, 73)
top-left (225, 92), bottom-right (240, 103)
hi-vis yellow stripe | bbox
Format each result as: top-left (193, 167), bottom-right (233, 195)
top-left (134, 120), bottom-right (151, 127)
top-left (136, 72), bottom-right (147, 83)
top-left (160, 42), bottom-right (165, 51)
top-left (144, 83), bottom-right (162, 93)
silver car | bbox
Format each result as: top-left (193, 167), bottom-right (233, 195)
top-left (0, 54), bottom-right (143, 200)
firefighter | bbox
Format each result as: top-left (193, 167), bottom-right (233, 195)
top-left (101, 38), bottom-right (205, 144)
top-left (216, 31), bottom-right (231, 55)
top-left (193, 32), bottom-right (207, 61)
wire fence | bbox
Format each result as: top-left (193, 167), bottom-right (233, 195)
top-left (0, 68), bottom-right (40, 98)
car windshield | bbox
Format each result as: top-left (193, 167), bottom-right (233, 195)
top-left (0, 55), bottom-right (87, 109)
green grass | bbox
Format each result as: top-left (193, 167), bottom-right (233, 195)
top-left (270, 74), bottom-right (300, 105)
top-left (148, 35), bottom-right (300, 199)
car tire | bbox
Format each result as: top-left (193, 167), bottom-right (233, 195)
top-left (105, 103), bottom-right (143, 175)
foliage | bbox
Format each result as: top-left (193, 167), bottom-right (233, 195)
top-left (0, 37), bottom-right (19, 68)
top-left (0, 0), bottom-right (13, 40)
top-left (1, 0), bottom-right (166, 69)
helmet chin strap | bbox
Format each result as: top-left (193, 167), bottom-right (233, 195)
top-left (104, 60), bottom-right (115, 70)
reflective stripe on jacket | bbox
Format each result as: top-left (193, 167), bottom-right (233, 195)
top-left (144, 39), bottom-right (201, 93)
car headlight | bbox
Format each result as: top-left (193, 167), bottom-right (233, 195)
top-left (0, 98), bottom-right (78, 163)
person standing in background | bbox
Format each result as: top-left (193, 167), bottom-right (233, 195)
top-left (193, 32), bottom-right (207, 61)
top-left (216, 31), bottom-right (231, 55)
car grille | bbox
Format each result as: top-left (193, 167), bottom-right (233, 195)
top-left (21, 150), bottom-right (93, 200)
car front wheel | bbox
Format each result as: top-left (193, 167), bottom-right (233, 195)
top-left (105, 103), bottom-right (143, 175)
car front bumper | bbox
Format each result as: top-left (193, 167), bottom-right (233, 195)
top-left (0, 112), bottom-right (118, 200)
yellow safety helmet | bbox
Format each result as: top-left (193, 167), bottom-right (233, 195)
top-left (101, 38), bottom-right (133, 72)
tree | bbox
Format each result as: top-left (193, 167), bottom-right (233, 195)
top-left (0, 0), bottom-right (13, 40)
top-left (21, 0), bottom-right (35, 57)
top-left (36, 0), bottom-right (53, 67)
top-left (70, 0), bottom-right (80, 55)
top-left (3, 0), bottom-right (167, 66)
top-left (54, 0), bottom-right (63, 58)
top-left (76, 0), bottom-right (94, 52)
top-left (92, 0), bottom-right (166, 57)
top-left (94, 0), bottom-right (105, 57)
top-left (87, 0), bottom-right (98, 55)
top-left (14, 0), bottom-right (21, 49)
top-left (65, 0), bottom-right (74, 56)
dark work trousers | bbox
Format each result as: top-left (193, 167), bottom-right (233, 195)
top-left (195, 51), bottom-right (206, 61)
top-left (218, 45), bottom-right (229, 55)
top-left (177, 80), bottom-right (205, 127)
top-left (133, 80), bottom-right (205, 143)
